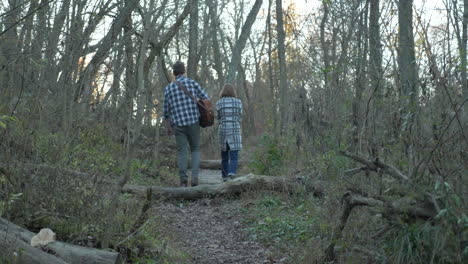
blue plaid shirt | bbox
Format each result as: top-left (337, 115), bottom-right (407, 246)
top-left (163, 75), bottom-right (209, 126)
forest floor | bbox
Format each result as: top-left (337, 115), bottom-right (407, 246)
top-left (152, 168), bottom-right (287, 264)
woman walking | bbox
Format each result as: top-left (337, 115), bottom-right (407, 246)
top-left (216, 84), bottom-right (243, 181)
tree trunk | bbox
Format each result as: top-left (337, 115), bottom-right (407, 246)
top-left (225, 0), bottom-right (263, 84)
top-left (42, 0), bottom-right (71, 99)
top-left (74, 0), bottom-right (139, 109)
top-left (351, 1), bottom-right (368, 153)
top-left (319, 1), bottom-right (332, 125)
top-left (1, 0), bottom-right (22, 112)
top-left (207, 0), bottom-right (224, 84)
top-left (462, 0), bottom-right (468, 121)
top-left (398, 0), bottom-right (418, 106)
top-left (267, 0), bottom-right (277, 132)
top-left (187, 0), bottom-right (198, 79)
top-left (320, 1), bottom-right (330, 90)
top-left (275, 0), bottom-right (289, 135)
top-left (99, 43), bottom-right (124, 114)
top-left (398, 0), bottom-right (419, 162)
top-left (134, 0), bottom-right (156, 140)
top-left (368, 0), bottom-right (383, 156)
top-left (143, 0), bottom-right (192, 79)
top-left (121, 14), bottom-right (136, 127)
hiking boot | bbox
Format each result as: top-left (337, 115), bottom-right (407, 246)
top-left (191, 178), bottom-right (198, 187)
top-left (222, 177), bottom-right (231, 182)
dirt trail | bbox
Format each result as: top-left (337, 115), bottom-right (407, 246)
top-left (154, 169), bottom-right (285, 264)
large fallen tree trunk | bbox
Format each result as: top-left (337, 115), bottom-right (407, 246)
top-left (0, 218), bottom-right (123, 264)
top-left (0, 230), bottom-right (68, 264)
top-left (123, 174), bottom-right (324, 200)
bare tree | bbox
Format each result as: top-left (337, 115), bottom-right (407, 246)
top-left (267, 0), bottom-right (277, 131)
top-left (207, 0), bottom-right (224, 84)
top-left (187, 0), bottom-right (199, 79)
top-left (462, 0), bottom-right (468, 121)
top-left (225, 0), bottom-right (263, 84)
top-left (275, 0), bottom-right (288, 135)
top-left (351, 0), bottom-right (368, 153)
top-left (398, 0), bottom-right (419, 162)
top-left (320, 0), bottom-right (331, 104)
top-left (75, 0), bottom-right (139, 113)
top-left (368, 0), bottom-right (383, 155)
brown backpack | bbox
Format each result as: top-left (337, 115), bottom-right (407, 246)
top-left (176, 81), bottom-right (214, 128)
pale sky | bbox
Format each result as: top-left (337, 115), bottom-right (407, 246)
top-left (285, 0), bottom-right (447, 25)
top-left (288, 0), bottom-right (446, 9)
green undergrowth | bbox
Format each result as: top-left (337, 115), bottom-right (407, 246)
top-left (242, 193), bottom-right (328, 263)
top-left (383, 221), bottom-right (464, 264)
top-left (128, 158), bottom-right (179, 187)
top-left (248, 133), bottom-right (290, 175)
top-left (116, 214), bottom-right (191, 264)
top-left (0, 120), bottom-right (183, 262)
top-left (243, 131), bottom-right (466, 263)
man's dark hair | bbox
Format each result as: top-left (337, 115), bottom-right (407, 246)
top-left (172, 61), bottom-right (185, 76)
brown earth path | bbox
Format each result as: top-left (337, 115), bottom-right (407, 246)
top-left (154, 165), bottom-right (286, 264)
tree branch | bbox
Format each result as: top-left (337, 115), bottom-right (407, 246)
top-left (339, 151), bottom-right (410, 182)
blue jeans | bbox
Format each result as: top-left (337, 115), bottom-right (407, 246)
top-left (221, 143), bottom-right (238, 178)
top-left (174, 124), bottom-right (200, 184)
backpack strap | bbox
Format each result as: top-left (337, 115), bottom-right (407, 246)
top-left (175, 81), bottom-right (209, 111)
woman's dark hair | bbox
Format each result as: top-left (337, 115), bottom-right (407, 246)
top-left (220, 84), bottom-right (237, 98)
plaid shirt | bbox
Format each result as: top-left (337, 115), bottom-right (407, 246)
top-left (163, 75), bottom-right (209, 126)
top-left (216, 97), bottom-right (243, 151)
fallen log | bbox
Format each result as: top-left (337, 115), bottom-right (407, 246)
top-left (199, 160), bottom-right (224, 169)
top-left (194, 159), bottom-right (244, 170)
top-left (123, 174), bottom-right (325, 200)
top-left (0, 230), bottom-right (68, 264)
top-left (0, 218), bottom-right (123, 264)
top-left (161, 159), bottom-right (244, 170)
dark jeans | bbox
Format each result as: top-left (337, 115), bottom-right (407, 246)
top-left (221, 143), bottom-right (239, 178)
top-left (174, 123), bottom-right (200, 184)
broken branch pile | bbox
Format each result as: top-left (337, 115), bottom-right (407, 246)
top-left (323, 152), bottom-right (438, 262)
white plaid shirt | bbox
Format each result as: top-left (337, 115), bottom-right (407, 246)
top-left (163, 75), bottom-right (209, 126)
top-left (216, 97), bottom-right (243, 151)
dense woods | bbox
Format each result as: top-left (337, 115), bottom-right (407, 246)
top-left (0, 0), bottom-right (467, 263)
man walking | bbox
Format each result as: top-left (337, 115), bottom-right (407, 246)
top-left (163, 61), bottom-right (210, 187)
